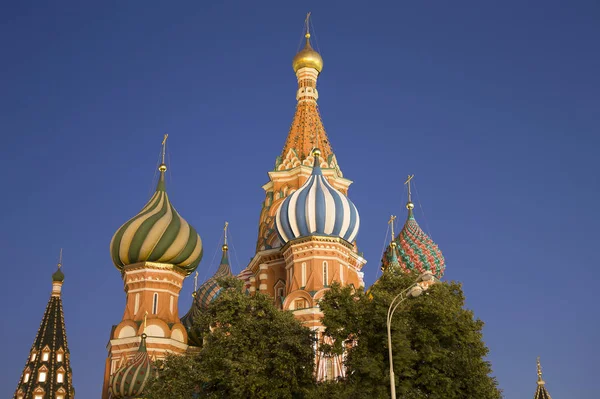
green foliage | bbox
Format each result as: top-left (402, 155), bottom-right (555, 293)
top-left (145, 277), bottom-right (316, 399)
top-left (318, 272), bottom-right (502, 399)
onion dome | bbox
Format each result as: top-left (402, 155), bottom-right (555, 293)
top-left (293, 33), bottom-right (323, 74)
top-left (382, 201), bottom-right (445, 279)
top-left (193, 244), bottom-right (233, 308)
top-left (275, 149), bottom-right (360, 244)
top-left (109, 334), bottom-right (153, 398)
top-left (52, 267), bottom-right (64, 282)
top-left (181, 227), bottom-right (233, 346)
top-left (110, 146), bottom-right (203, 275)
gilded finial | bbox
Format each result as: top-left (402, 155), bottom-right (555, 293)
top-left (159, 134), bottom-right (168, 172)
top-left (143, 311), bottom-right (148, 333)
top-left (388, 215), bottom-right (397, 246)
top-left (57, 248), bottom-right (63, 269)
top-left (404, 174), bottom-right (415, 210)
top-left (537, 356), bottom-right (545, 385)
top-left (293, 12), bottom-right (323, 73)
top-left (193, 271), bottom-right (198, 293)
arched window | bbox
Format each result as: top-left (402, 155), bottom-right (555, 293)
top-left (301, 262), bottom-right (307, 287)
top-left (152, 293), bottom-right (158, 315)
top-left (323, 261), bottom-right (329, 286)
top-left (56, 370), bottom-right (65, 383)
top-left (38, 368), bottom-right (47, 382)
top-left (134, 293), bottom-right (140, 315)
top-left (23, 370), bottom-right (31, 383)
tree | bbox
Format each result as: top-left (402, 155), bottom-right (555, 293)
top-left (145, 277), bottom-right (316, 399)
top-left (317, 272), bottom-right (502, 399)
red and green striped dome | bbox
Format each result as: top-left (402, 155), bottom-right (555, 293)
top-left (381, 205), bottom-right (445, 279)
top-left (108, 334), bottom-right (153, 398)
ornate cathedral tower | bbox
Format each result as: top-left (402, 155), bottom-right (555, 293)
top-left (242, 14), bottom-right (367, 380)
top-left (14, 253), bottom-right (75, 399)
top-left (102, 136), bottom-right (203, 399)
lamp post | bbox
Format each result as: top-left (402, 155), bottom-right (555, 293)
top-left (387, 271), bottom-right (434, 399)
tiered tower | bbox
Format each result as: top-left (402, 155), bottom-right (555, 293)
top-left (533, 357), bottom-right (552, 399)
top-left (102, 136), bottom-right (203, 398)
top-left (241, 14), bottom-right (367, 380)
top-left (14, 253), bottom-right (75, 399)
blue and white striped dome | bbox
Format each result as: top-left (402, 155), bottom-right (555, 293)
top-left (275, 150), bottom-right (360, 244)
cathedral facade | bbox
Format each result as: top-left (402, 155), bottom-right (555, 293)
top-left (12, 17), bottom-right (552, 399)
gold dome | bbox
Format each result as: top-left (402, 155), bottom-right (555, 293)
top-left (293, 34), bottom-right (323, 74)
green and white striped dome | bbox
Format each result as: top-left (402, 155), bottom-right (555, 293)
top-left (110, 165), bottom-right (203, 275)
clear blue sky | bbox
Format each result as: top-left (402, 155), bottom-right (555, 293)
top-left (1, 1), bottom-right (598, 397)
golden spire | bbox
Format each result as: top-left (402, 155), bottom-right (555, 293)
top-left (292, 12), bottom-right (323, 73)
top-left (388, 215), bottom-right (397, 247)
top-left (404, 174), bottom-right (415, 211)
top-left (159, 134), bottom-right (168, 172)
top-left (537, 356), bottom-right (545, 385)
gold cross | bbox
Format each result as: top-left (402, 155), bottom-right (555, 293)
top-left (143, 311), bottom-right (148, 332)
top-left (161, 134), bottom-right (169, 164)
top-left (193, 271), bottom-right (199, 292)
top-left (537, 357), bottom-right (542, 380)
top-left (404, 174), bottom-right (415, 203)
top-left (388, 215), bottom-right (397, 240)
top-left (57, 248), bottom-right (63, 269)
top-left (305, 12), bottom-right (311, 36)
top-left (224, 221), bottom-right (229, 245)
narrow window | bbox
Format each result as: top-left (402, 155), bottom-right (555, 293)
top-left (17, 394), bottom-right (24, 399)
top-left (42, 352), bottom-right (49, 361)
top-left (340, 264), bottom-right (344, 284)
top-left (169, 295), bottom-right (174, 314)
top-left (56, 395), bottom-right (64, 399)
top-left (23, 372), bottom-right (30, 383)
top-left (30, 352), bottom-right (36, 361)
top-left (301, 262), bottom-right (307, 287)
top-left (323, 261), bottom-right (329, 286)
top-left (38, 371), bottom-right (47, 382)
top-left (134, 293), bottom-right (140, 315)
top-left (35, 395), bottom-right (43, 399)
top-left (56, 353), bottom-right (63, 362)
top-left (57, 372), bottom-right (64, 383)
top-left (152, 293), bottom-right (158, 314)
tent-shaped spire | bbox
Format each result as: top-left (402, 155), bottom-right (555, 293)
top-left (533, 357), bottom-right (552, 399)
top-left (14, 253), bottom-right (75, 399)
top-left (276, 14), bottom-right (340, 173)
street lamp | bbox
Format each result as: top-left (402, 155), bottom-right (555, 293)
top-left (387, 271), bottom-right (434, 399)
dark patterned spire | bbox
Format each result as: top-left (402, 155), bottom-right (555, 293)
top-left (14, 258), bottom-right (74, 399)
top-left (533, 357), bottom-right (552, 399)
